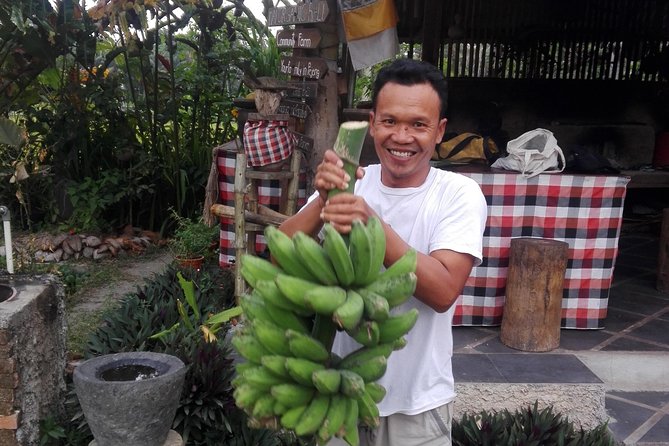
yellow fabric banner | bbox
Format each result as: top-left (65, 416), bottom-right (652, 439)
top-left (341, 0), bottom-right (399, 41)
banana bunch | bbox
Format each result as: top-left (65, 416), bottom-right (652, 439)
top-left (232, 218), bottom-right (419, 445)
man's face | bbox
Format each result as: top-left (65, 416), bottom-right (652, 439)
top-left (369, 82), bottom-right (447, 188)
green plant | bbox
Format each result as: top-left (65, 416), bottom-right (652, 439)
top-left (168, 211), bottom-right (219, 259)
top-left (452, 401), bottom-right (616, 446)
top-left (39, 416), bottom-right (66, 445)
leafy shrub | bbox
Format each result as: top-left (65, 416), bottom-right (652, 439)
top-left (452, 401), bottom-right (616, 446)
top-left (61, 262), bottom-right (288, 445)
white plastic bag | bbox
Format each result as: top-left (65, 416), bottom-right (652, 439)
top-left (491, 128), bottom-right (565, 178)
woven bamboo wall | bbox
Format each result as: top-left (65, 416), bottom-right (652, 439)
top-left (434, 0), bottom-right (669, 81)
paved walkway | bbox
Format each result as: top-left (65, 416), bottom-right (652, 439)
top-left (452, 230), bottom-right (669, 445)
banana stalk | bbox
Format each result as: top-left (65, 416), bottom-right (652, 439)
top-left (328, 121), bottom-right (369, 199)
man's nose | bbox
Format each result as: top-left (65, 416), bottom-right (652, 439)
top-left (393, 125), bottom-right (413, 141)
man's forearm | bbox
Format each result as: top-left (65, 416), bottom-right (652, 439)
top-left (278, 197), bottom-right (325, 238)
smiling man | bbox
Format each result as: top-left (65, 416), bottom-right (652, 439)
top-left (279, 58), bottom-right (487, 446)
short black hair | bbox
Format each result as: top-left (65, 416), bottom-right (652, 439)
top-left (371, 59), bottom-right (448, 119)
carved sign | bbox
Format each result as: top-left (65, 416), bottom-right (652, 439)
top-left (291, 131), bottom-right (314, 152)
top-left (282, 81), bottom-right (319, 99)
top-left (280, 56), bottom-right (328, 80)
top-left (267, 1), bottom-right (329, 27)
top-left (276, 28), bottom-right (322, 49)
top-left (277, 99), bottom-right (312, 119)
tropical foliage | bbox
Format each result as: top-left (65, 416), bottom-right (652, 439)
top-left (0, 0), bottom-right (278, 231)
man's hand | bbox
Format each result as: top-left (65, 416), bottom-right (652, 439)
top-left (314, 150), bottom-right (365, 203)
top-left (321, 193), bottom-right (375, 234)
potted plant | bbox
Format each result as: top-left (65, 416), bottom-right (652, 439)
top-left (168, 211), bottom-right (218, 270)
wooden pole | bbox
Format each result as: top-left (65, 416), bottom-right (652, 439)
top-left (657, 208), bottom-right (669, 293)
top-left (500, 237), bottom-right (569, 352)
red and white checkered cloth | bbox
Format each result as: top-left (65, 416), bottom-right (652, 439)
top-left (243, 119), bottom-right (295, 167)
top-left (454, 170), bottom-right (630, 329)
top-left (216, 146), bottom-right (307, 267)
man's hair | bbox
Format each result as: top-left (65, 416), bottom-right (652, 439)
top-left (371, 58), bottom-right (448, 119)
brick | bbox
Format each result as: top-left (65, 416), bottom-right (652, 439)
top-left (0, 330), bottom-right (10, 346)
top-left (0, 428), bottom-right (17, 446)
top-left (0, 390), bottom-right (13, 405)
top-left (0, 345), bottom-right (11, 360)
top-left (0, 376), bottom-right (16, 391)
top-left (0, 361), bottom-right (14, 375)
top-left (0, 412), bottom-right (19, 430)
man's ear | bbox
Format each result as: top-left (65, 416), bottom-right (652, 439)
top-left (369, 111), bottom-right (376, 138)
top-left (436, 118), bottom-right (448, 144)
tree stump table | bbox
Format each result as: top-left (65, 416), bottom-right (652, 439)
top-left (500, 237), bottom-right (569, 352)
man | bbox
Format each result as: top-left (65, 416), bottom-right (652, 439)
top-left (279, 58), bottom-right (487, 446)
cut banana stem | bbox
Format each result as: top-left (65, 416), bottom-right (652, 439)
top-left (328, 121), bottom-right (369, 199)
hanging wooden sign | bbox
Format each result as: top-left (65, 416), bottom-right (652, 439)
top-left (276, 28), bottom-right (322, 49)
top-left (267, 1), bottom-right (329, 27)
top-left (280, 56), bottom-right (328, 79)
top-left (282, 81), bottom-right (319, 99)
top-left (277, 99), bottom-right (312, 119)
top-left (290, 131), bottom-right (314, 152)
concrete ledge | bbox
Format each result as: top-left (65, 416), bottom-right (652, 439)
top-left (454, 382), bottom-right (608, 430)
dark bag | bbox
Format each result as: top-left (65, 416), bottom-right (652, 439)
top-left (564, 145), bottom-right (620, 174)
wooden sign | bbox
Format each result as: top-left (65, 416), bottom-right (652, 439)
top-left (267, 1), bottom-right (329, 27)
top-left (283, 81), bottom-right (319, 99)
top-left (290, 131), bottom-right (314, 152)
top-left (280, 56), bottom-right (328, 79)
top-left (276, 28), bottom-right (322, 49)
top-left (277, 99), bottom-right (312, 119)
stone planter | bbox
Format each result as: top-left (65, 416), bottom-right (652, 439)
top-left (73, 351), bottom-right (186, 446)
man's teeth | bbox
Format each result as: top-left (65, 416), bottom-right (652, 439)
top-left (389, 149), bottom-right (412, 158)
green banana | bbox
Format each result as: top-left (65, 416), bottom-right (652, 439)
top-left (234, 360), bottom-right (257, 376)
top-left (317, 394), bottom-right (348, 444)
top-left (345, 355), bottom-right (387, 383)
top-left (274, 273), bottom-right (320, 311)
top-left (356, 389), bottom-right (380, 428)
top-left (233, 383), bottom-right (265, 410)
top-left (312, 368), bottom-right (342, 394)
top-left (286, 329), bottom-right (330, 363)
top-left (264, 225), bottom-right (319, 282)
top-left (263, 300), bottom-right (312, 334)
top-left (364, 272), bottom-right (417, 308)
top-left (339, 369), bottom-right (365, 398)
top-left (285, 357), bottom-right (325, 386)
top-left (280, 404), bottom-right (308, 430)
top-left (252, 393), bottom-right (277, 419)
top-left (238, 292), bottom-right (274, 323)
top-left (271, 383), bottom-right (315, 408)
top-left (273, 400), bottom-right (289, 416)
top-left (348, 320), bottom-right (380, 347)
top-left (378, 308), bottom-right (420, 344)
top-left (243, 365), bottom-right (287, 390)
top-left (358, 288), bottom-right (390, 322)
top-left (254, 279), bottom-right (313, 316)
top-left (364, 382), bottom-right (387, 403)
top-left (231, 334), bottom-right (271, 364)
top-left (393, 336), bottom-right (408, 351)
top-left (378, 248), bottom-right (417, 280)
top-left (304, 284), bottom-right (347, 315)
top-left (323, 223), bottom-right (355, 287)
top-left (292, 231), bottom-right (339, 285)
top-left (260, 355), bottom-right (291, 379)
top-left (366, 216), bottom-right (386, 282)
top-left (240, 253), bottom-right (282, 288)
top-left (338, 343), bottom-right (394, 369)
top-left (341, 397), bottom-right (360, 446)
top-left (333, 288), bottom-right (365, 331)
top-left (349, 219), bottom-right (375, 286)
top-left (294, 394), bottom-right (331, 436)
top-left (252, 319), bottom-right (292, 356)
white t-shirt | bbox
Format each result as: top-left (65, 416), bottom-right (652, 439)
top-left (329, 165), bottom-right (487, 416)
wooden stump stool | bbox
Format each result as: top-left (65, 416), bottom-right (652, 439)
top-left (500, 237), bottom-right (569, 352)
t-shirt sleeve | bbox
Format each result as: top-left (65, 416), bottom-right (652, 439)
top-left (430, 176), bottom-right (487, 266)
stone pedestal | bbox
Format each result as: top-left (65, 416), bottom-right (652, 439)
top-left (90, 430), bottom-right (184, 446)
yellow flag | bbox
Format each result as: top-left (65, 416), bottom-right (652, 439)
top-left (340, 0), bottom-right (399, 42)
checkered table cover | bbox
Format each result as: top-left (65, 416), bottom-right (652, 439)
top-left (243, 119), bottom-right (295, 167)
top-left (216, 147), bottom-right (307, 267)
top-left (455, 170), bottom-right (630, 329)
